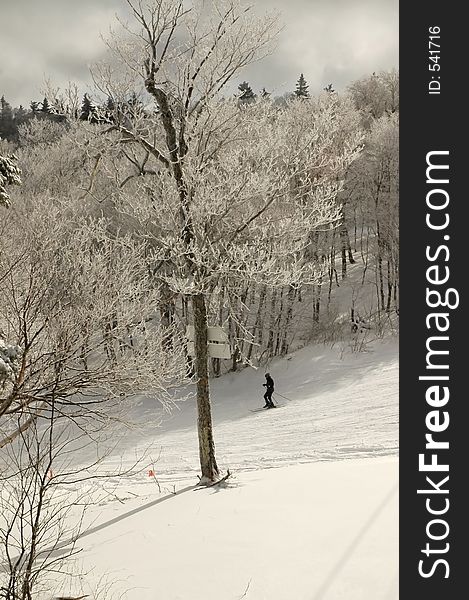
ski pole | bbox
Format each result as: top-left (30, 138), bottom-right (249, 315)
top-left (274, 392), bottom-right (292, 402)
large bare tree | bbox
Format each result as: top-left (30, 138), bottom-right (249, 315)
top-left (1, 123), bottom-right (191, 599)
top-left (86, 0), bottom-right (363, 482)
top-left (0, 194), bottom-right (187, 451)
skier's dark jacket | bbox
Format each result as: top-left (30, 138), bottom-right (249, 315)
top-left (264, 375), bottom-right (274, 391)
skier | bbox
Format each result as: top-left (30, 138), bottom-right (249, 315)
top-left (263, 373), bottom-right (275, 408)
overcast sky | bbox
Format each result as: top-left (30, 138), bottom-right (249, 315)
top-left (0, 0), bottom-right (398, 106)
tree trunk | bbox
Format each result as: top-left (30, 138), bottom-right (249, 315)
top-left (192, 293), bottom-right (219, 482)
top-left (340, 226), bottom-right (347, 280)
top-left (281, 285), bottom-right (296, 354)
top-left (386, 259), bottom-right (393, 313)
top-left (267, 288), bottom-right (277, 356)
top-left (339, 221), bottom-right (355, 280)
top-left (231, 343), bottom-right (240, 372)
top-left (212, 357), bottom-right (221, 377)
top-left (328, 230), bottom-right (337, 308)
top-left (238, 286), bottom-right (250, 360)
top-left (274, 287), bottom-right (284, 356)
top-left (159, 281), bottom-right (175, 350)
top-left (144, 73), bottom-right (219, 482)
top-left (377, 235), bottom-right (385, 311)
top-left (313, 276), bottom-right (323, 323)
top-left (247, 284), bottom-right (266, 362)
top-left (394, 257), bottom-right (399, 312)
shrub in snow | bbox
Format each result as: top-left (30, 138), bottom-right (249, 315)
top-left (0, 338), bottom-right (22, 386)
top-left (0, 152), bottom-right (21, 207)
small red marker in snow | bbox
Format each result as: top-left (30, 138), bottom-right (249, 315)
top-left (148, 470), bottom-right (155, 477)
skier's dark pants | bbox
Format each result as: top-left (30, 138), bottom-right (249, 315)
top-left (264, 390), bottom-right (274, 407)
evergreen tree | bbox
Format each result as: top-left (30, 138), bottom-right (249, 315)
top-left (103, 96), bottom-right (116, 123)
top-left (260, 87), bottom-right (271, 99)
top-left (41, 97), bottom-right (52, 113)
top-left (324, 83), bottom-right (335, 93)
top-left (238, 81), bottom-right (256, 103)
top-left (14, 105), bottom-right (29, 128)
top-left (127, 92), bottom-right (144, 116)
top-left (80, 94), bottom-right (96, 121)
top-left (1, 96), bottom-right (10, 113)
top-left (30, 101), bottom-right (40, 113)
top-left (128, 92), bottom-right (140, 108)
top-left (294, 73), bottom-right (310, 98)
top-left (0, 96), bottom-right (17, 142)
top-left (106, 96), bottom-right (115, 112)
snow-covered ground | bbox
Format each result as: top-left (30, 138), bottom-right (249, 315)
top-left (45, 338), bottom-right (398, 600)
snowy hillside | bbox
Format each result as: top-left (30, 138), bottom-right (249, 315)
top-left (0, 2), bottom-right (400, 595)
top-left (47, 339), bottom-right (398, 600)
top-left (102, 338), bottom-right (399, 478)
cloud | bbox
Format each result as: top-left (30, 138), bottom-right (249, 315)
top-left (0, 0), bottom-right (120, 104)
top-left (0, 0), bottom-right (398, 106)
top-left (241, 0), bottom-right (398, 94)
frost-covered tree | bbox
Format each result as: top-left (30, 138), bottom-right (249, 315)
top-left (18, 117), bottom-right (67, 149)
top-left (343, 112), bottom-right (399, 313)
top-left (87, 0), bottom-right (281, 483)
top-left (1, 413), bottom-right (84, 600)
top-left (0, 122), bottom-right (191, 594)
top-left (348, 70), bottom-right (399, 127)
top-left (0, 339), bottom-right (21, 387)
top-left (0, 222), bottom-right (177, 595)
top-left (0, 193), bottom-right (187, 449)
top-left (41, 79), bottom-right (82, 119)
top-left (88, 0), bottom-right (362, 482)
top-left (0, 152), bottom-right (21, 207)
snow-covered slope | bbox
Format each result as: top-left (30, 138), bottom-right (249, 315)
top-left (101, 338), bottom-right (398, 481)
top-left (48, 339), bottom-right (398, 600)
top-left (58, 459), bottom-right (398, 600)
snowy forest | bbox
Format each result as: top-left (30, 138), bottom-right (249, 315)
top-left (1, 1), bottom-right (398, 599)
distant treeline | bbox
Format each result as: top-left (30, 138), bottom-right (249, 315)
top-left (1, 72), bottom-right (371, 144)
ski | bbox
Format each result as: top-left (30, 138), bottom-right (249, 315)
top-left (250, 404), bottom-right (283, 412)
